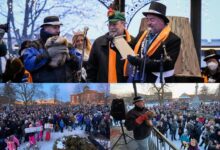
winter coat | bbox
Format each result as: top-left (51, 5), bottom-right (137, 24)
top-left (133, 30), bottom-right (181, 82)
top-left (22, 39), bottom-right (79, 82)
top-left (87, 32), bottom-right (134, 82)
top-left (170, 121), bottom-right (178, 132)
top-left (125, 106), bottom-right (152, 140)
top-left (201, 66), bottom-right (220, 83)
top-left (59, 120), bottom-right (65, 128)
top-left (180, 134), bottom-right (190, 143)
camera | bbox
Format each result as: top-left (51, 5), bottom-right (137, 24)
top-left (0, 23), bottom-right (9, 33)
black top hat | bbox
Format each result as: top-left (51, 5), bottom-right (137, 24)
top-left (203, 49), bottom-right (220, 61)
top-left (133, 96), bottom-right (144, 104)
top-left (40, 16), bottom-right (63, 27)
top-left (142, 2), bottom-right (169, 24)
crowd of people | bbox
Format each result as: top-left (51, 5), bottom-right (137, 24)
top-left (0, 104), bottom-right (110, 150)
top-left (121, 99), bottom-right (220, 150)
top-left (150, 102), bottom-right (220, 150)
top-left (111, 96), bottom-right (220, 150)
top-left (1, 1), bottom-right (219, 83)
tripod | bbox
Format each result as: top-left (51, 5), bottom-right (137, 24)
top-left (111, 120), bottom-right (134, 150)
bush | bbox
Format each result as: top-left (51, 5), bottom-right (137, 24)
top-left (53, 136), bottom-right (97, 150)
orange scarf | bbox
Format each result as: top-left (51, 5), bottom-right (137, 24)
top-left (108, 30), bottom-right (131, 83)
top-left (202, 74), bottom-right (208, 83)
top-left (134, 25), bottom-right (171, 57)
top-left (24, 70), bottom-right (33, 83)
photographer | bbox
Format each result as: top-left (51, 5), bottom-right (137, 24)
top-left (0, 23), bottom-right (8, 57)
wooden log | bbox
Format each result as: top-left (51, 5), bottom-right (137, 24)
top-left (139, 16), bottom-right (202, 81)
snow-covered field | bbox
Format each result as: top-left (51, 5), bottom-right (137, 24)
top-left (18, 128), bottom-right (87, 150)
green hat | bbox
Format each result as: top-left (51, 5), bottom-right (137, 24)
top-left (108, 9), bottom-right (125, 23)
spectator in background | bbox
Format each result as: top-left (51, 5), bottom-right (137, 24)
top-left (188, 138), bottom-right (199, 150)
top-left (21, 16), bottom-right (79, 82)
top-left (170, 119), bottom-right (178, 141)
top-left (70, 31), bottom-right (92, 82)
top-left (202, 49), bottom-right (220, 83)
top-left (180, 131), bottom-right (190, 150)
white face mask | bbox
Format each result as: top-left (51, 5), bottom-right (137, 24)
top-left (207, 62), bottom-right (218, 71)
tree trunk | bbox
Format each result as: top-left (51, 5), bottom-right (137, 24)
top-left (22, 0), bottom-right (30, 40)
top-left (7, 0), bottom-right (13, 54)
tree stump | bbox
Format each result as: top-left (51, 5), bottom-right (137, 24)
top-left (139, 16), bottom-right (203, 82)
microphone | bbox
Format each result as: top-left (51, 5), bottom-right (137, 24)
top-left (161, 42), bottom-right (172, 61)
top-left (142, 28), bottom-right (152, 56)
top-left (147, 27), bottom-right (152, 34)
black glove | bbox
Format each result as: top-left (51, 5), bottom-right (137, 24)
top-left (127, 55), bottom-right (142, 66)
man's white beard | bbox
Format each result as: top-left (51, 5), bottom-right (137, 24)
top-left (109, 31), bottom-right (117, 37)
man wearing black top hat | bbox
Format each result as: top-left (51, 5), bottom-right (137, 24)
top-left (127, 2), bottom-right (181, 83)
top-left (21, 16), bottom-right (79, 82)
top-left (125, 96), bottom-right (153, 150)
top-left (201, 49), bottom-right (220, 83)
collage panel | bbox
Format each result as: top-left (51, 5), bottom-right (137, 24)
top-left (0, 83), bottom-right (110, 150)
top-left (110, 83), bottom-right (220, 150)
top-left (0, 0), bottom-right (219, 83)
top-left (0, 0), bottom-right (220, 150)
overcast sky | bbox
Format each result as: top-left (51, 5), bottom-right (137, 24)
top-left (0, 0), bottom-right (219, 40)
top-left (110, 83), bottom-right (219, 98)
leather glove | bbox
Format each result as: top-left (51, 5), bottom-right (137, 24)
top-left (127, 55), bottom-right (142, 66)
top-left (47, 46), bottom-right (69, 58)
top-left (76, 67), bottom-right (87, 81)
top-left (135, 114), bottom-right (148, 125)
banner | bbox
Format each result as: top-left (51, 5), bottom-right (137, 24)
top-left (25, 126), bottom-right (43, 133)
top-left (44, 123), bottom-right (53, 129)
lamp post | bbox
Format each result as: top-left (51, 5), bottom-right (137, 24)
top-left (119, 0), bottom-right (125, 12)
top-left (191, 0), bottom-right (202, 65)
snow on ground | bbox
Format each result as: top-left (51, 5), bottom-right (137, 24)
top-left (18, 127), bottom-right (87, 150)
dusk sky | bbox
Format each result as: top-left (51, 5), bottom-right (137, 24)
top-left (41, 83), bottom-right (109, 102)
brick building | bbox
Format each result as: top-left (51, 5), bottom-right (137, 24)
top-left (70, 86), bottom-right (106, 106)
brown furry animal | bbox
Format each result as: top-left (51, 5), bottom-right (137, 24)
top-left (2, 57), bottom-right (25, 82)
top-left (45, 36), bottom-right (70, 68)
